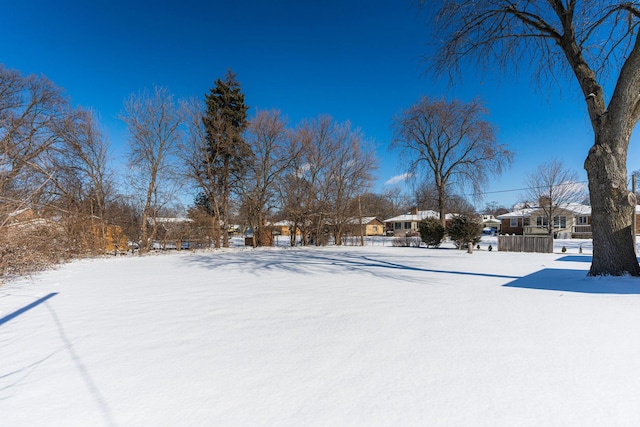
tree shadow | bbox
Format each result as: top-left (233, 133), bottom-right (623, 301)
top-left (556, 255), bottom-right (592, 263)
top-left (557, 255), bottom-right (640, 264)
top-left (503, 268), bottom-right (640, 294)
top-left (0, 292), bottom-right (58, 326)
top-left (0, 293), bottom-right (117, 426)
top-left (183, 249), bottom-right (520, 283)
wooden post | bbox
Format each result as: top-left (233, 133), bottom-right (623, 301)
top-left (633, 174), bottom-right (637, 255)
top-left (358, 195), bottom-right (364, 247)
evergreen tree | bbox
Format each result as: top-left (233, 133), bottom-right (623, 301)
top-left (418, 217), bottom-right (445, 248)
top-left (446, 215), bottom-right (482, 250)
top-left (202, 70), bottom-right (250, 247)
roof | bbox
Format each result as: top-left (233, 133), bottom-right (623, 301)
top-left (269, 220), bottom-right (294, 227)
top-left (148, 217), bottom-right (193, 225)
top-left (384, 210), bottom-right (455, 223)
top-left (496, 208), bottom-right (537, 219)
top-left (497, 203), bottom-right (591, 219)
top-left (346, 216), bottom-right (384, 225)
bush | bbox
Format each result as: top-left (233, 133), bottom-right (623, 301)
top-left (0, 224), bottom-right (70, 278)
top-left (392, 236), bottom-right (422, 247)
top-left (418, 217), bottom-right (445, 248)
top-left (446, 215), bottom-right (482, 250)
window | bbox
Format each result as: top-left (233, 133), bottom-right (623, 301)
top-left (394, 222), bottom-right (401, 230)
top-left (372, 226), bottom-right (378, 233)
top-left (536, 216), bottom-right (549, 227)
top-left (578, 216), bottom-right (589, 225)
top-left (553, 215), bottom-right (567, 229)
top-left (509, 218), bottom-right (518, 227)
top-left (404, 222), bottom-right (412, 229)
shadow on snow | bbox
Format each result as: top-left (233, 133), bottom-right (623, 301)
top-left (185, 248), bottom-right (640, 294)
top-left (504, 268), bottom-right (640, 294)
top-left (182, 248), bottom-right (519, 284)
top-left (0, 293), bottom-right (58, 326)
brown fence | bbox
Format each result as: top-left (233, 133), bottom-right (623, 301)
top-left (497, 235), bottom-right (554, 253)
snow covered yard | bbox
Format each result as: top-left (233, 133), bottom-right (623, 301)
top-left (2, 245), bottom-right (640, 426)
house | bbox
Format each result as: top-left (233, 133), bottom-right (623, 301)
top-left (267, 220), bottom-right (301, 237)
top-left (481, 214), bottom-right (501, 234)
top-left (496, 207), bottom-right (536, 235)
top-left (383, 208), bottom-right (454, 236)
top-left (497, 203), bottom-right (591, 238)
top-left (346, 217), bottom-right (385, 236)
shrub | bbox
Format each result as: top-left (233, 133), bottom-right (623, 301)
top-left (446, 215), bottom-right (482, 250)
top-left (418, 217), bottom-right (445, 248)
top-left (392, 236), bottom-right (422, 247)
top-left (0, 224), bottom-right (70, 278)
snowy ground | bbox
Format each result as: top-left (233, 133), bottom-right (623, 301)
top-left (2, 239), bottom-right (640, 426)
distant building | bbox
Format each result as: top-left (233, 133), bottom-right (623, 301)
top-left (497, 203), bottom-right (592, 238)
top-left (383, 208), bottom-right (454, 236)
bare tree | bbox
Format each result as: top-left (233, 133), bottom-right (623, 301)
top-left (483, 201), bottom-right (510, 217)
top-left (0, 65), bottom-right (70, 220)
top-left (523, 159), bottom-right (585, 235)
top-left (52, 108), bottom-right (115, 252)
top-left (325, 121), bottom-right (377, 245)
top-left (423, 0), bottom-right (640, 275)
top-left (391, 97), bottom-right (513, 227)
top-left (241, 109), bottom-right (295, 247)
top-left (279, 116), bottom-right (335, 246)
top-left (277, 116), bottom-right (377, 246)
top-left (180, 98), bottom-right (223, 248)
top-left (0, 65), bottom-right (117, 274)
top-left (356, 191), bottom-right (398, 223)
top-left (121, 86), bottom-right (183, 253)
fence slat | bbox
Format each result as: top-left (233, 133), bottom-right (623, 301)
top-left (497, 235), bottom-right (553, 253)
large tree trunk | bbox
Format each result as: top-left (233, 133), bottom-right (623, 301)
top-left (437, 184), bottom-right (446, 228)
top-left (585, 130), bottom-right (640, 276)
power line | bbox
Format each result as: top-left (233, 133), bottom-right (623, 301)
top-left (464, 180), bottom-right (591, 199)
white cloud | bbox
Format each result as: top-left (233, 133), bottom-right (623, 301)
top-left (384, 173), bottom-right (412, 186)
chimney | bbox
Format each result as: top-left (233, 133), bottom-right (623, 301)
top-left (539, 196), bottom-right (551, 208)
top-left (410, 206), bottom-right (419, 215)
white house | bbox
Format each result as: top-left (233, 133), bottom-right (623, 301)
top-left (384, 209), bottom-right (453, 236)
top-left (497, 203), bottom-right (591, 238)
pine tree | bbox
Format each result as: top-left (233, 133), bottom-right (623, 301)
top-left (202, 70), bottom-right (250, 247)
top-left (446, 215), bottom-right (482, 250)
top-left (418, 217), bottom-right (445, 248)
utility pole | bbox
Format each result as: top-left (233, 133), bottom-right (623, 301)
top-left (358, 194), bottom-right (364, 247)
top-left (633, 175), bottom-right (637, 255)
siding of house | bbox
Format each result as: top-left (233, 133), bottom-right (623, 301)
top-left (364, 220), bottom-right (385, 236)
top-left (500, 218), bottom-right (524, 235)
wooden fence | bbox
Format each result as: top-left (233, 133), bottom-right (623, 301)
top-left (497, 235), bottom-right (554, 253)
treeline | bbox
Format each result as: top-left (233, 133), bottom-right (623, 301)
top-left (0, 65), bottom-right (407, 275)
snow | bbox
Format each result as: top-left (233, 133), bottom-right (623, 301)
top-left (2, 239), bottom-right (640, 426)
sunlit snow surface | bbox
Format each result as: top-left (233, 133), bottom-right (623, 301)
top-left (2, 238), bottom-right (640, 426)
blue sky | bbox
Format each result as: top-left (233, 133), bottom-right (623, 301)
top-left (2, 0), bottom-right (638, 209)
